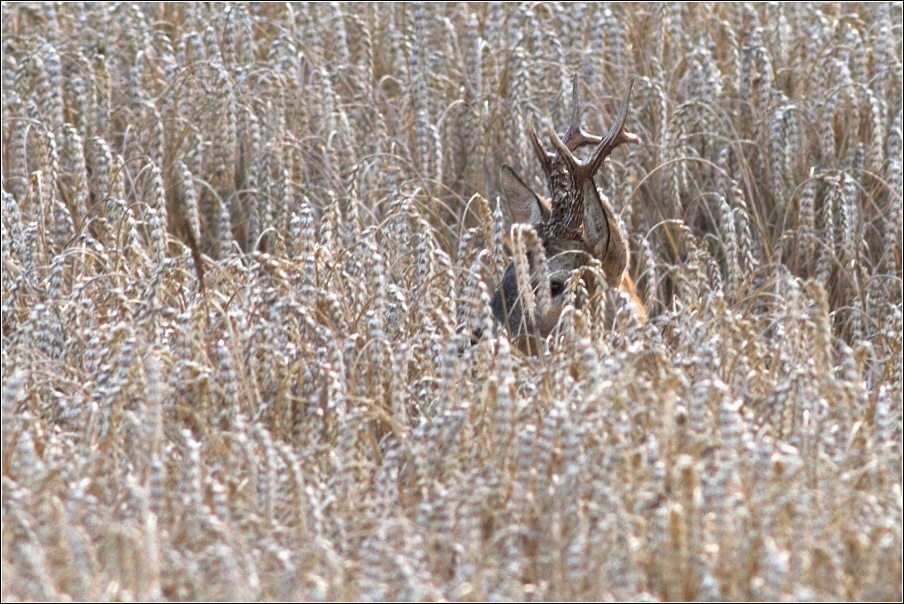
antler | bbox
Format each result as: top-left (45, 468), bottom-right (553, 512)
top-left (527, 75), bottom-right (605, 175)
top-left (561, 74), bottom-right (603, 150)
top-left (545, 78), bottom-right (640, 181)
top-left (526, 77), bottom-right (640, 235)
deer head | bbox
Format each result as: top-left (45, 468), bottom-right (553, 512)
top-left (491, 76), bottom-right (641, 351)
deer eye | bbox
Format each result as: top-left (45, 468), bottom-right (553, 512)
top-left (550, 280), bottom-right (565, 297)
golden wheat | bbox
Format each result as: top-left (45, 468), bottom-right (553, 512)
top-left (2, 3), bottom-right (902, 601)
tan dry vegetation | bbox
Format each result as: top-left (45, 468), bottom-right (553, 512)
top-left (1, 3), bottom-right (902, 601)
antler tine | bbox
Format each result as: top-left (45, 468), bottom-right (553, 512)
top-left (581, 77), bottom-right (640, 178)
top-left (562, 74), bottom-right (603, 150)
top-left (527, 119), bottom-right (555, 177)
top-left (545, 121), bottom-right (581, 173)
top-left (562, 74), bottom-right (582, 144)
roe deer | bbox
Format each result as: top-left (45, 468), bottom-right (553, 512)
top-left (491, 76), bottom-right (645, 352)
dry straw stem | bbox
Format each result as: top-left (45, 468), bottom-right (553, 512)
top-left (1, 3), bottom-right (902, 601)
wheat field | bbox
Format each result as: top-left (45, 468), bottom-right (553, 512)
top-left (2, 3), bottom-right (902, 601)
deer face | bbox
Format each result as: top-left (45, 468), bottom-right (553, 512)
top-left (490, 77), bottom-right (640, 351)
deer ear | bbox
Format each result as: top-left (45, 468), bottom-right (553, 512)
top-left (583, 180), bottom-right (627, 287)
top-left (500, 165), bottom-right (548, 227)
